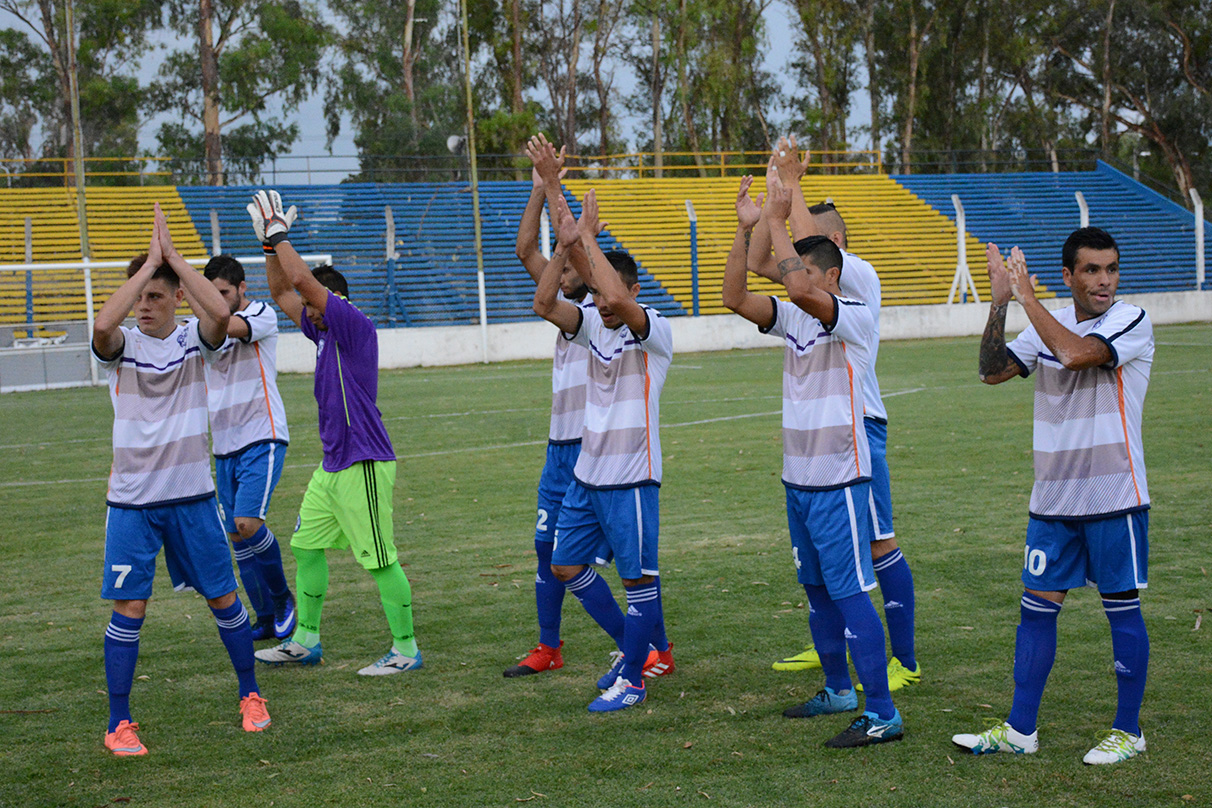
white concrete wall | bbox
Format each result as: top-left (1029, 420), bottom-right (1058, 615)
top-left (275, 289), bottom-right (1212, 374)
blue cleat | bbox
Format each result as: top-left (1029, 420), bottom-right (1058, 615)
top-left (825, 709), bottom-right (904, 748)
top-left (783, 686), bottom-right (859, 718)
top-left (250, 615), bottom-right (276, 641)
top-left (588, 677), bottom-right (646, 712)
top-left (273, 592), bottom-right (297, 639)
top-left (254, 640), bottom-right (322, 666)
top-left (596, 650), bottom-right (626, 690)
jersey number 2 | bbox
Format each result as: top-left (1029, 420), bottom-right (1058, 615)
top-left (536, 508), bottom-right (549, 533)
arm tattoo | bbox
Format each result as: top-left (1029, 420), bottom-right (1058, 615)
top-left (743, 229), bottom-right (752, 254)
top-left (777, 256), bottom-right (805, 279)
top-left (978, 302), bottom-right (1013, 381)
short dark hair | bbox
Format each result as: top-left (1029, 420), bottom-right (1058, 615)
top-left (126, 252), bottom-right (177, 287)
top-left (793, 235), bottom-right (844, 283)
top-left (603, 250), bottom-right (639, 287)
top-left (311, 264), bottom-right (349, 298)
top-left (203, 254), bottom-right (245, 285)
top-left (1062, 227), bottom-right (1119, 270)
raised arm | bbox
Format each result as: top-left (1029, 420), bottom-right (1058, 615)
top-left (533, 196), bottom-right (584, 334)
top-left (978, 243), bottom-right (1023, 384)
top-left (576, 190), bottom-right (649, 336)
top-left (766, 173), bottom-right (836, 324)
top-left (1006, 246), bottom-right (1112, 370)
top-left (248, 190), bottom-right (319, 325)
top-left (515, 172), bottom-right (547, 282)
top-left (723, 175), bottom-right (776, 327)
top-left (92, 214), bottom-right (166, 357)
top-left (157, 204), bottom-right (229, 347)
top-left (773, 135), bottom-right (818, 240)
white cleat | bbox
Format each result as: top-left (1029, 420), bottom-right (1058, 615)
top-left (1083, 729), bottom-right (1145, 765)
top-left (358, 648), bottom-right (423, 676)
top-left (952, 720), bottom-right (1039, 755)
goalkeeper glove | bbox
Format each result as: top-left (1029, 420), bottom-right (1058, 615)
top-left (247, 190), bottom-right (297, 254)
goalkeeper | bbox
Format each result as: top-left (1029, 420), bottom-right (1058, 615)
top-left (248, 190), bottom-right (422, 676)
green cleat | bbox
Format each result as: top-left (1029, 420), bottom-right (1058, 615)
top-left (772, 645), bottom-right (851, 672)
top-left (857, 657), bottom-right (921, 692)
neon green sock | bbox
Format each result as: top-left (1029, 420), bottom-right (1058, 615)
top-left (291, 547), bottom-right (328, 648)
top-left (369, 562), bottom-right (418, 656)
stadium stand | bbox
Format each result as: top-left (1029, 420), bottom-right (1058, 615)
top-left (178, 182), bottom-right (682, 329)
top-left (895, 161), bottom-right (1210, 295)
top-left (0, 187), bottom-right (204, 335)
top-left (562, 174), bottom-right (998, 314)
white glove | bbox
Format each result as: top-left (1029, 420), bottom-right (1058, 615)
top-left (247, 190), bottom-right (298, 252)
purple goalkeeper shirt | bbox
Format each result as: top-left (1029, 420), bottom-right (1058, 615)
top-left (300, 291), bottom-right (396, 472)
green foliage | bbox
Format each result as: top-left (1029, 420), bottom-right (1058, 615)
top-left (0, 28), bottom-right (54, 160)
top-left (148, 0), bottom-right (329, 181)
top-left (0, 327), bottom-right (1209, 806)
top-left (155, 118), bottom-right (299, 185)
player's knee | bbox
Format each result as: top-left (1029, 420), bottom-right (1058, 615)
top-left (113, 599), bottom-right (148, 620)
top-left (550, 564), bottom-right (582, 582)
top-left (870, 537), bottom-right (899, 560)
top-left (621, 575), bottom-right (655, 588)
top-left (206, 590), bottom-right (238, 610)
top-left (1100, 588), bottom-right (1139, 600)
top-left (234, 517), bottom-right (263, 540)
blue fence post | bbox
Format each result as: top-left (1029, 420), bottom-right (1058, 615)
top-left (385, 257), bottom-right (398, 326)
top-left (685, 199), bottom-right (699, 316)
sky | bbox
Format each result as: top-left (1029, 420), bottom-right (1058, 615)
top-left (2, 3), bottom-right (873, 184)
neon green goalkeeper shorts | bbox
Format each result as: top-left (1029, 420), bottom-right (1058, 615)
top-left (292, 460), bottom-right (398, 570)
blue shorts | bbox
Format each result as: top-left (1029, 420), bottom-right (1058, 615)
top-left (102, 497), bottom-right (236, 600)
top-left (1023, 510), bottom-right (1149, 593)
top-left (553, 481), bottom-right (658, 579)
top-left (864, 419), bottom-right (894, 540)
top-left (785, 482), bottom-right (877, 599)
top-left (535, 441), bottom-right (581, 544)
top-left (215, 441), bottom-right (288, 533)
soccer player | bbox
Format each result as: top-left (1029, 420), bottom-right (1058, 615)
top-left (247, 190), bottom-right (422, 676)
top-left (203, 254), bottom-right (296, 642)
top-left (532, 189), bottom-right (674, 712)
top-left (92, 205), bottom-right (270, 757)
top-left (724, 170), bottom-right (902, 747)
top-left (953, 229), bottom-right (1153, 764)
top-left (753, 138), bottom-right (919, 690)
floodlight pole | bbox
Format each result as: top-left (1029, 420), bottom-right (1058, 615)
top-left (685, 199), bottom-right (699, 315)
top-left (459, 0), bottom-right (489, 363)
top-left (1075, 191), bottom-right (1089, 228)
top-left (947, 194), bottom-right (979, 304)
top-left (1191, 187), bottom-right (1205, 291)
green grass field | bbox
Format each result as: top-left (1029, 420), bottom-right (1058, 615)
top-left (2, 324), bottom-right (1210, 807)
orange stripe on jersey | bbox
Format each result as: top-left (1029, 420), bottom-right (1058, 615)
top-left (843, 344), bottom-right (861, 477)
top-left (254, 342), bottom-right (276, 439)
top-left (1117, 367), bottom-right (1142, 506)
top-left (643, 351), bottom-right (653, 479)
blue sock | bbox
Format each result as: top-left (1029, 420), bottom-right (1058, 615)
top-left (620, 582), bottom-right (660, 684)
top-left (232, 540), bottom-right (272, 620)
top-left (835, 591), bottom-right (894, 720)
top-left (104, 612), bottom-right (143, 732)
top-left (211, 600), bottom-right (259, 698)
top-left (1104, 596), bottom-right (1149, 736)
top-left (564, 567), bottom-right (625, 648)
top-left (534, 540), bottom-right (565, 648)
top-left (1007, 592), bottom-right (1062, 735)
top-left (649, 576), bottom-right (670, 652)
top-left (804, 585), bottom-right (852, 693)
top-left (873, 548), bottom-right (916, 670)
top-left (247, 525), bottom-right (290, 600)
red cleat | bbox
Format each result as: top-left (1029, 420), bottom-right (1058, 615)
top-left (503, 641), bottom-right (564, 678)
top-left (643, 642), bottom-right (675, 679)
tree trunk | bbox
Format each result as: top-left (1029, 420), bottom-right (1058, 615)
top-left (1100, 0), bottom-right (1116, 159)
top-left (199, 0), bottom-right (223, 185)
top-left (403, 0), bottom-right (419, 136)
top-left (564, 0), bottom-right (581, 152)
top-left (652, 14), bottom-right (663, 178)
top-left (510, 0), bottom-right (524, 114)
top-left (35, 0), bottom-right (73, 173)
top-left (901, 6), bottom-right (919, 174)
top-left (978, 3), bottom-right (988, 170)
top-left (677, 0), bottom-right (706, 176)
top-left (863, 0), bottom-right (880, 158)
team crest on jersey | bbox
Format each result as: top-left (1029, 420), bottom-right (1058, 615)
top-left (177, 329), bottom-right (187, 347)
